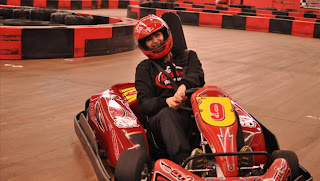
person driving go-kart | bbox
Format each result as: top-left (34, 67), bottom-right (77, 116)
top-left (73, 13), bottom-right (313, 181)
top-left (134, 14), bottom-right (205, 165)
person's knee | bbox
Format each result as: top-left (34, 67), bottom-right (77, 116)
top-left (160, 108), bottom-right (184, 126)
top-left (157, 107), bottom-right (178, 118)
top-left (149, 107), bottom-right (176, 128)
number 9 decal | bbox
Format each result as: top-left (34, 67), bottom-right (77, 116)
top-left (210, 103), bottom-right (225, 120)
top-left (197, 97), bottom-right (235, 127)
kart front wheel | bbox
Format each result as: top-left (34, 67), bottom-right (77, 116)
top-left (114, 149), bottom-right (152, 181)
top-left (267, 150), bottom-right (300, 181)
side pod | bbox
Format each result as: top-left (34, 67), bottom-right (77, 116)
top-left (74, 111), bottom-right (111, 181)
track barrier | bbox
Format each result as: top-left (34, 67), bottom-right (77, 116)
top-left (0, 5), bottom-right (137, 60)
top-left (0, 0), bottom-right (140, 10)
top-left (127, 1), bottom-right (320, 39)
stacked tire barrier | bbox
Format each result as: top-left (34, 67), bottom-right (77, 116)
top-left (0, 0), bottom-right (140, 10)
top-left (0, 5), bottom-right (137, 60)
top-left (127, 1), bottom-right (320, 39)
top-left (174, 2), bottom-right (320, 19)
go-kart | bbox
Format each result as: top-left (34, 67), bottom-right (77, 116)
top-left (74, 12), bottom-right (312, 181)
top-left (74, 83), bottom-right (313, 181)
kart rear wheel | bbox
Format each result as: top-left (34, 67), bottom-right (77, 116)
top-left (267, 150), bottom-right (300, 181)
top-left (114, 149), bottom-right (152, 181)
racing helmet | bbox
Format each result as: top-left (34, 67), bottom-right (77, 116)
top-left (134, 14), bottom-right (173, 59)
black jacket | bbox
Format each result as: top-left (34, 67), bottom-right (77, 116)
top-left (135, 49), bottom-right (205, 116)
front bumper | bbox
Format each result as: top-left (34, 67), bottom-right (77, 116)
top-left (74, 111), bottom-right (111, 181)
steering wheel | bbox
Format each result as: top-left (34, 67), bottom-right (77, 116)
top-left (180, 87), bottom-right (201, 111)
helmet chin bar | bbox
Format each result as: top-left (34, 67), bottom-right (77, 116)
top-left (153, 46), bottom-right (165, 54)
top-left (146, 48), bottom-right (171, 60)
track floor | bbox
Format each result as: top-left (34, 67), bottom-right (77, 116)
top-left (0, 9), bottom-right (319, 181)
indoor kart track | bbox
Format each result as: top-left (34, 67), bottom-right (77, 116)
top-left (1, 8), bottom-right (320, 181)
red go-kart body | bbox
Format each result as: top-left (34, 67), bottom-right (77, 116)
top-left (87, 83), bottom-right (146, 168)
top-left (74, 83), bottom-right (312, 181)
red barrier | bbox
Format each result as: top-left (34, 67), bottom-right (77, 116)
top-left (130, 0), bottom-right (140, 5)
top-left (128, 4), bottom-right (320, 39)
top-left (243, 0), bottom-right (272, 8)
top-left (0, 5), bottom-right (137, 60)
top-left (59, 0), bottom-right (71, 9)
top-left (178, 3), bottom-right (193, 8)
top-left (109, 0), bottom-right (119, 8)
top-left (258, 14), bottom-right (276, 18)
top-left (3, 0), bottom-right (139, 9)
top-left (0, 27), bottom-right (22, 60)
top-left (186, 8), bottom-right (203, 12)
top-left (222, 11), bottom-right (238, 15)
top-left (98, 0), bottom-right (102, 8)
top-left (156, 9), bottom-right (177, 17)
top-left (228, 7), bottom-right (241, 12)
top-left (246, 16), bottom-right (270, 32)
top-left (82, 0), bottom-right (92, 9)
top-left (289, 12), bottom-right (304, 17)
top-left (109, 17), bottom-right (122, 23)
top-left (294, 17), bottom-right (317, 22)
top-left (33, 0), bottom-right (47, 8)
top-left (74, 26), bottom-right (113, 57)
top-left (232, 0), bottom-right (242, 4)
top-left (204, 5), bottom-right (216, 10)
top-left (6, 0), bottom-right (20, 6)
top-left (175, 0), bottom-right (215, 5)
top-left (291, 21), bottom-right (315, 38)
top-left (256, 10), bottom-right (273, 15)
top-left (199, 13), bottom-right (223, 28)
top-left (130, 6), bottom-right (140, 19)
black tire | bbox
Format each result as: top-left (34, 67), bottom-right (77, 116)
top-left (50, 12), bottom-right (72, 24)
top-left (140, 1), bottom-right (151, 7)
top-left (166, 2), bottom-right (174, 9)
top-left (159, 2), bottom-right (168, 9)
top-left (267, 150), bottom-right (300, 181)
top-left (2, 19), bottom-right (51, 26)
top-left (114, 149), bottom-right (152, 181)
top-left (30, 8), bottom-right (45, 21)
top-left (12, 8), bottom-right (30, 19)
top-left (150, 1), bottom-right (161, 8)
top-left (43, 9), bottom-right (57, 21)
top-left (92, 15), bottom-right (109, 24)
top-left (0, 8), bottom-right (13, 19)
top-left (64, 15), bottom-right (94, 25)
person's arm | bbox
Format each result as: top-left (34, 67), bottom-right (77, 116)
top-left (180, 50), bottom-right (205, 89)
top-left (135, 62), bottom-right (168, 116)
